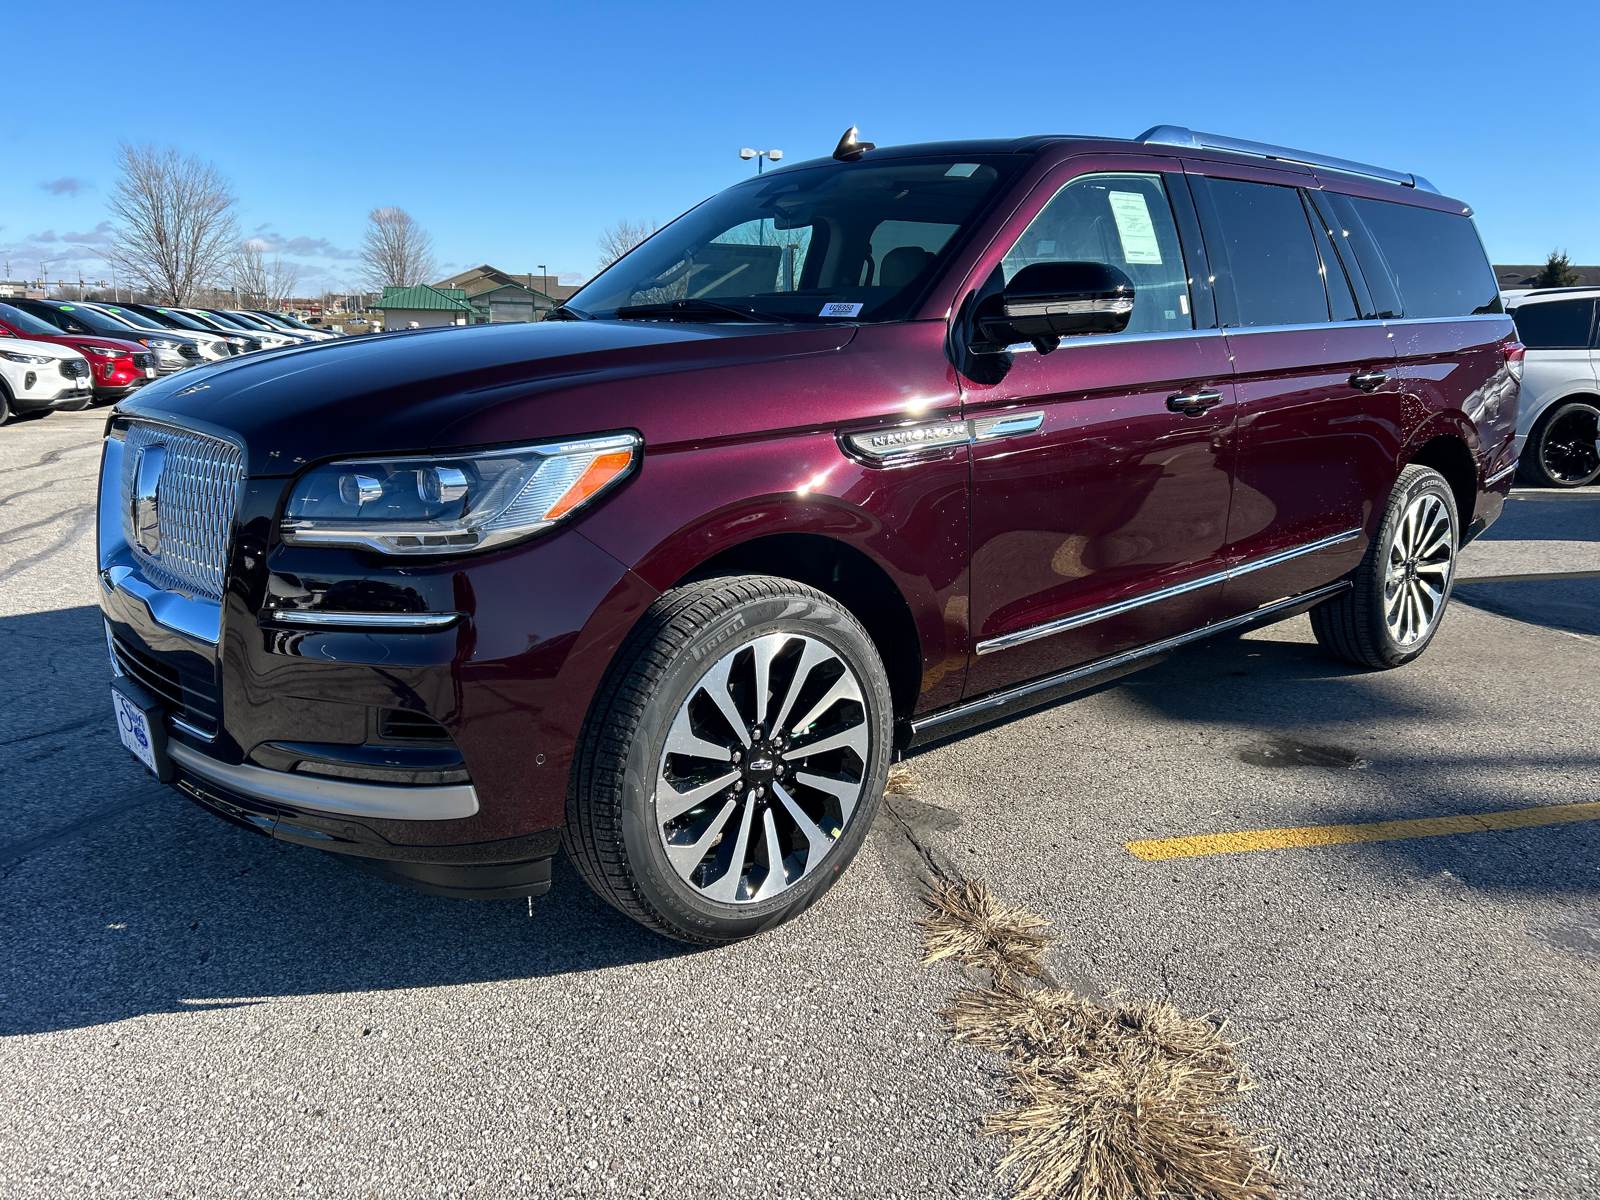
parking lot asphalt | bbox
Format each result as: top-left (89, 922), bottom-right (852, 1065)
top-left (2, 408), bottom-right (1596, 1200)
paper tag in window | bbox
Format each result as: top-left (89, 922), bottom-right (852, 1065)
top-left (1108, 191), bottom-right (1163, 265)
top-left (820, 302), bottom-right (864, 317)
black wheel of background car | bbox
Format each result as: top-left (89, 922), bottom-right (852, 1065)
top-left (1520, 400), bottom-right (1600, 488)
top-left (0, 382), bottom-right (10, 425)
top-left (564, 574), bottom-right (893, 944)
top-left (1310, 464), bottom-right (1458, 670)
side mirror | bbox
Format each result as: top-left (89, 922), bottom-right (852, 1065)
top-left (976, 261), bottom-right (1135, 354)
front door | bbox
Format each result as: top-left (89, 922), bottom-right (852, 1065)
top-left (962, 163), bottom-right (1238, 698)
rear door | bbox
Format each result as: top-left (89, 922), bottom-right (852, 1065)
top-left (961, 157), bottom-right (1239, 697)
top-left (1185, 163), bottom-right (1393, 610)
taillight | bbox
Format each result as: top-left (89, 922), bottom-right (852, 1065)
top-left (1503, 340), bottom-right (1525, 382)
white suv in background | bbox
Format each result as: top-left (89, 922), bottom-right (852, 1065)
top-left (0, 337), bottom-right (93, 422)
top-left (1505, 288), bottom-right (1600, 487)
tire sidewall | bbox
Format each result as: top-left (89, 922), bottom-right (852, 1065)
top-left (1367, 468), bottom-right (1458, 666)
top-left (615, 587), bottom-right (893, 941)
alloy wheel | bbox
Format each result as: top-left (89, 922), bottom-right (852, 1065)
top-left (1539, 404), bottom-right (1600, 486)
top-left (1383, 492), bottom-right (1455, 646)
top-left (655, 632), bottom-right (871, 904)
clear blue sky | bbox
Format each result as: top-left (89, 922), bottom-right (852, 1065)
top-left (5, 0), bottom-right (1595, 293)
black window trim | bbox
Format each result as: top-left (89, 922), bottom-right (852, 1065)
top-left (1186, 172), bottom-right (1335, 330)
top-left (1305, 190), bottom-right (1377, 320)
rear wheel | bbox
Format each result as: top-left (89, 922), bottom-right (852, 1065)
top-left (0, 383), bottom-right (10, 425)
top-left (1520, 400), bottom-right (1600, 488)
top-left (1311, 464), bottom-right (1458, 669)
top-left (564, 575), bottom-right (893, 943)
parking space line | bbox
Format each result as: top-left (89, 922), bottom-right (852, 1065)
top-left (1124, 802), bottom-right (1600, 861)
top-left (1456, 570), bottom-right (1600, 584)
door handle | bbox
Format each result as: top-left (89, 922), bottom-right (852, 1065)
top-left (1350, 370), bottom-right (1389, 392)
top-left (1166, 389), bottom-right (1224, 416)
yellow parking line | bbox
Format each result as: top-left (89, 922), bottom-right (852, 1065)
top-left (1125, 802), bottom-right (1600, 861)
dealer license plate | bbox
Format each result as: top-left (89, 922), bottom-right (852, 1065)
top-left (112, 686), bottom-right (159, 775)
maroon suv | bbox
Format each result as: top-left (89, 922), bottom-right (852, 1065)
top-left (99, 126), bottom-right (1521, 942)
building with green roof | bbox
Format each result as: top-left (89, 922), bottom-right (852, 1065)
top-left (369, 284), bottom-right (480, 330)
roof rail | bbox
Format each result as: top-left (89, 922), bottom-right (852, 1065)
top-left (1136, 125), bottom-right (1439, 194)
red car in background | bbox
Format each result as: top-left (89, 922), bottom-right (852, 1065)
top-left (0, 302), bottom-right (155, 403)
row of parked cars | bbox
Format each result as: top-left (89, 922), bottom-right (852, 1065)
top-left (0, 300), bottom-right (339, 425)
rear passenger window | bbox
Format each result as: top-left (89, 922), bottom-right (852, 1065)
top-left (1346, 197), bottom-right (1501, 318)
top-left (1001, 173), bottom-right (1194, 334)
top-left (1511, 300), bottom-right (1596, 349)
top-left (1196, 178), bottom-right (1329, 327)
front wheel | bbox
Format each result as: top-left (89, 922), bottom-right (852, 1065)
top-left (564, 575), bottom-right (893, 944)
top-left (1520, 400), bottom-right (1600, 488)
top-left (1311, 464), bottom-right (1458, 669)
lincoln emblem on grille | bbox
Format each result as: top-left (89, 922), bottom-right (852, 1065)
top-left (131, 444), bottom-right (166, 555)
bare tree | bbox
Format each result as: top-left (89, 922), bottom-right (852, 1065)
top-left (266, 258), bottom-right (298, 307)
top-left (230, 239), bottom-right (270, 302)
top-left (105, 143), bottom-right (240, 305)
top-left (361, 207), bottom-right (436, 290)
top-left (598, 218), bottom-right (661, 269)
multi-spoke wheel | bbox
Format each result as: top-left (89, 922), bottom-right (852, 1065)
top-left (1312, 464), bottom-right (1458, 669)
top-left (1521, 401), bottom-right (1600, 488)
top-left (564, 575), bottom-right (892, 943)
top-left (1381, 491), bottom-right (1455, 647)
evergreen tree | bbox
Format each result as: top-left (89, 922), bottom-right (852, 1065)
top-left (1534, 249), bottom-right (1581, 288)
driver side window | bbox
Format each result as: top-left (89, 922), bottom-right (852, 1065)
top-left (1001, 173), bottom-right (1194, 335)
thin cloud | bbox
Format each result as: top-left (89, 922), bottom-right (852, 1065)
top-left (248, 228), bottom-right (359, 260)
top-left (64, 221), bottom-right (115, 246)
top-left (40, 177), bottom-right (89, 197)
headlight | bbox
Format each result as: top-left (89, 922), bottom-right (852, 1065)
top-left (79, 344), bottom-right (123, 358)
top-left (2, 351), bottom-right (53, 365)
top-left (280, 432), bottom-right (641, 555)
top-left (144, 338), bottom-right (178, 350)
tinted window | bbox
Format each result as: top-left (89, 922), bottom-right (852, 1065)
top-left (1197, 178), bottom-right (1329, 327)
top-left (0, 302), bottom-right (64, 337)
top-left (571, 156), bottom-right (1021, 323)
top-left (1002, 172), bottom-right (1194, 334)
top-left (1511, 299), bottom-right (1596, 349)
top-left (1347, 197), bottom-right (1500, 318)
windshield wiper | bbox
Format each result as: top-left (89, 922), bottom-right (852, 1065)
top-left (613, 298), bottom-right (772, 323)
top-left (544, 303), bottom-right (594, 321)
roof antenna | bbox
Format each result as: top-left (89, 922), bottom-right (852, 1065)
top-left (832, 126), bottom-right (875, 162)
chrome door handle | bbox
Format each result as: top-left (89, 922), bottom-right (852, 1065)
top-left (1166, 389), bottom-right (1224, 416)
top-left (1350, 370), bottom-right (1389, 392)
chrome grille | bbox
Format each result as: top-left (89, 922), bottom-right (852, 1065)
top-left (121, 422), bottom-right (245, 602)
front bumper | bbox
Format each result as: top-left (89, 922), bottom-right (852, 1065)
top-left (97, 425), bottom-right (658, 897)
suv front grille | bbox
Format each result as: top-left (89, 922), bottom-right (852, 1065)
top-left (132, 353), bottom-right (154, 370)
top-left (60, 359), bottom-right (90, 379)
top-left (111, 633), bottom-right (220, 738)
top-left (178, 343), bottom-right (202, 360)
top-left (120, 422), bottom-right (245, 603)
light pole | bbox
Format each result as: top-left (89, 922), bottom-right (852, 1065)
top-left (537, 263), bottom-right (547, 319)
top-left (739, 147), bottom-right (782, 175)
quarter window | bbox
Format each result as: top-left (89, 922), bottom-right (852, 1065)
top-left (1001, 173), bottom-right (1194, 334)
top-left (1196, 178), bottom-right (1329, 328)
top-left (1346, 197), bottom-right (1501, 318)
top-left (1511, 299), bottom-right (1596, 349)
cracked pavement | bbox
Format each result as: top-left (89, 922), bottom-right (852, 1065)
top-left (1, 409), bottom-right (1597, 1198)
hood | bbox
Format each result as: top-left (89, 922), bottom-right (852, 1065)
top-left (118, 319), bottom-right (857, 475)
top-left (3, 337), bottom-right (83, 361)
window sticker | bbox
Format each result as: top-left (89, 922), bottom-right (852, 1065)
top-left (820, 302), bottom-right (864, 318)
top-left (945, 163), bottom-right (979, 178)
top-left (1107, 191), bottom-right (1163, 265)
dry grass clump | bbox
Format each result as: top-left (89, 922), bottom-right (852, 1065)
top-left (885, 763), bottom-right (918, 794)
top-left (923, 880), bottom-right (1291, 1200)
top-left (921, 878), bottom-right (1055, 981)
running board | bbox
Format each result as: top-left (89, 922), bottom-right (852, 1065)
top-left (901, 581), bottom-right (1351, 749)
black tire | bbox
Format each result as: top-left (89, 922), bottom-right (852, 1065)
top-left (564, 575), bottom-right (893, 944)
top-left (1519, 400), bottom-right (1600, 488)
top-left (0, 382), bottom-right (10, 425)
top-left (1311, 464), bottom-right (1458, 669)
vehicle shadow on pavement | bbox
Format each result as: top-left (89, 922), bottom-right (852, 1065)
top-left (0, 605), bottom-right (701, 1038)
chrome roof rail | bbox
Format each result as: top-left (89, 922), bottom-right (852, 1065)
top-left (1135, 125), bottom-right (1440, 194)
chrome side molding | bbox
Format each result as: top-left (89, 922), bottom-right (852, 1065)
top-left (840, 411), bottom-right (1046, 467)
top-left (975, 527), bottom-right (1363, 655)
top-left (913, 580), bottom-right (1352, 740)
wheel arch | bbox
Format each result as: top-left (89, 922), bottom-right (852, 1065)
top-left (1404, 432), bottom-right (1477, 537)
top-left (672, 531), bottom-right (927, 724)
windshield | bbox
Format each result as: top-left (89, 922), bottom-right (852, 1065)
top-left (94, 305), bottom-right (165, 330)
top-left (0, 302), bottom-right (64, 337)
top-left (568, 155), bottom-right (1021, 323)
top-left (60, 305), bottom-right (141, 334)
top-left (220, 311), bottom-right (275, 331)
top-left (182, 310), bottom-right (234, 330)
top-left (148, 307), bottom-right (215, 332)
